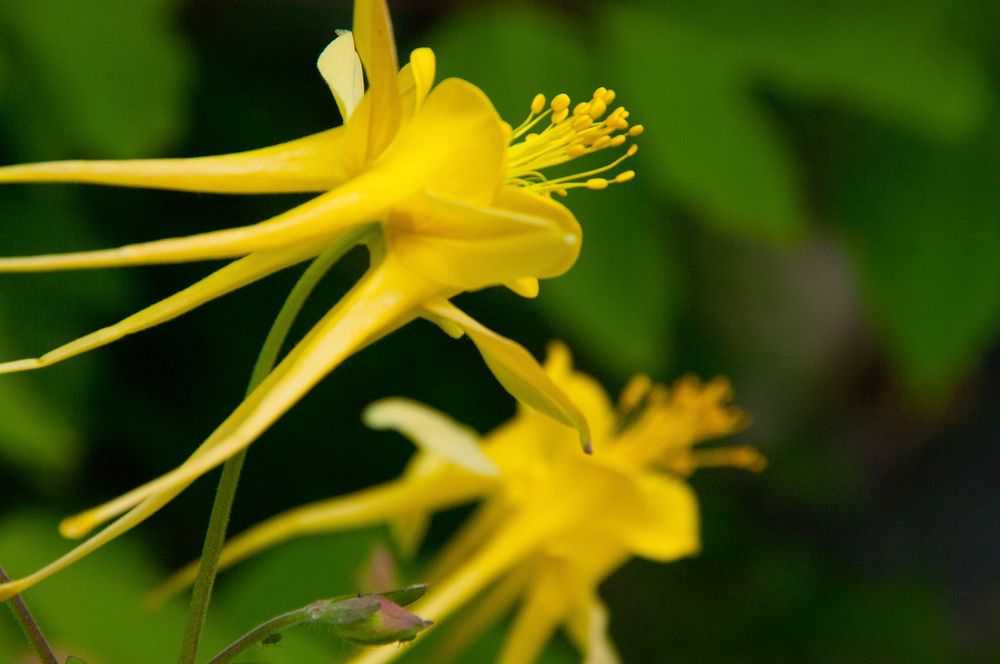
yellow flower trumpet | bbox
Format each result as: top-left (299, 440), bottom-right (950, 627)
top-left (0, 0), bottom-right (641, 599)
top-left (152, 344), bottom-right (764, 663)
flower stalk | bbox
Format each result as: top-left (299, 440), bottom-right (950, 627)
top-left (0, 565), bottom-right (59, 664)
top-left (206, 587), bottom-right (431, 664)
top-left (178, 225), bottom-right (378, 664)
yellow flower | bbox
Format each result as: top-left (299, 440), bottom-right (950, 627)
top-left (0, 0), bottom-right (641, 599)
top-left (152, 344), bottom-right (764, 663)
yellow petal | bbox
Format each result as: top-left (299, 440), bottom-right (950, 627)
top-left (387, 186), bottom-right (580, 291)
top-left (147, 466), bottom-right (492, 608)
top-left (596, 467), bottom-right (701, 562)
top-left (0, 172), bottom-right (398, 272)
top-left (497, 558), bottom-right (576, 664)
top-left (492, 186), bottom-right (582, 278)
top-left (347, 497), bottom-right (589, 664)
top-left (350, 0), bottom-right (402, 163)
top-left (420, 568), bottom-right (529, 664)
top-left (423, 300), bottom-right (591, 451)
top-left (505, 277), bottom-right (540, 298)
top-left (363, 398), bottom-right (497, 476)
top-left (540, 342), bottom-right (617, 451)
top-left (318, 31), bottom-right (365, 121)
top-left (374, 78), bottom-right (506, 205)
top-left (0, 241), bottom-right (326, 374)
top-left (566, 593), bottom-right (622, 664)
top-left (425, 500), bottom-right (510, 584)
top-left (387, 450), bottom-right (453, 556)
top-left (61, 256), bottom-right (442, 538)
top-left (0, 128), bottom-right (348, 193)
top-left (398, 48), bottom-right (436, 117)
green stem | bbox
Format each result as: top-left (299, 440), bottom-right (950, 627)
top-left (205, 606), bottom-right (307, 664)
top-left (0, 565), bottom-right (59, 664)
top-left (177, 225), bottom-right (377, 664)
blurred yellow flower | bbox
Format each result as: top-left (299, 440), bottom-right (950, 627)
top-left (0, 0), bottom-right (641, 599)
top-left (153, 344), bottom-right (763, 663)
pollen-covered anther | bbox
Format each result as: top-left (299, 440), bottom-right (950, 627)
top-left (530, 94), bottom-right (546, 115)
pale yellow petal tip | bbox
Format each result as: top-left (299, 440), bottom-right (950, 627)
top-left (59, 511), bottom-right (98, 539)
top-left (363, 398), bottom-right (498, 476)
top-left (318, 30), bottom-right (365, 121)
top-left (506, 277), bottom-right (539, 299)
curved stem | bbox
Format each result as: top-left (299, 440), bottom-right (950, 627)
top-left (205, 607), bottom-right (306, 664)
top-left (177, 225), bottom-right (378, 664)
top-left (0, 565), bottom-right (59, 664)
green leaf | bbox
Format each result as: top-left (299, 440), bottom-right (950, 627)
top-left (0, 0), bottom-right (192, 157)
top-left (427, 5), bottom-right (592, 123)
top-left (828, 119), bottom-right (1000, 393)
top-left (655, 0), bottom-right (991, 139)
top-left (605, 6), bottom-right (805, 238)
top-left (602, 0), bottom-right (991, 239)
top-left (537, 181), bottom-right (678, 378)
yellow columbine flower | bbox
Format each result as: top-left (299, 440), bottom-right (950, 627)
top-left (151, 344), bottom-right (764, 663)
top-left (0, 0), bottom-right (641, 600)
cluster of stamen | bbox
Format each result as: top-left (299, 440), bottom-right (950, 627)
top-left (503, 87), bottom-right (642, 195)
top-left (610, 375), bottom-right (766, 475)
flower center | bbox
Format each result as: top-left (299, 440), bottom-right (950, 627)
top-left (503, 87), bottom-right (642, 195)
top-left (611, 375), bottom-right (766, 475)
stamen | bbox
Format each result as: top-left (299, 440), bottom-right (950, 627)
top-left (504, 86), bottom-right (641, 195)
top-left (619, 375), bottom-right (652, 412)
top-left (689, 446), bottom-right (767, 472)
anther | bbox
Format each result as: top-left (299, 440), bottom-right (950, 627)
top-left (602, 89), bottom-right (617, 104)
top-left (551, 93), bottom-right (571, 112)
top-left (531, 94), bottom-right (546, 115)
top-left (586, 178), bottom-right (609, 190)
top-left (626, 144), bottom-right (639, 157)
top-left (615, 170), bottom-right (635, 183)
top-left (552, 108), bottom-right (569, 124)
top-left (573, 102), bottom-right (590, 116)
top-left (628, 124), bottom-right (645, 137)
top-left (588, 99), bottom-right (607, 119)
top-left (592, 135), bottom-right (611, 149)
top-left (609, 135), bottom-right (627, 147)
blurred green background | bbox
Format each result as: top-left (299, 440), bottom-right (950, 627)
top-left (1, 0), bottom-right (999, 661)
